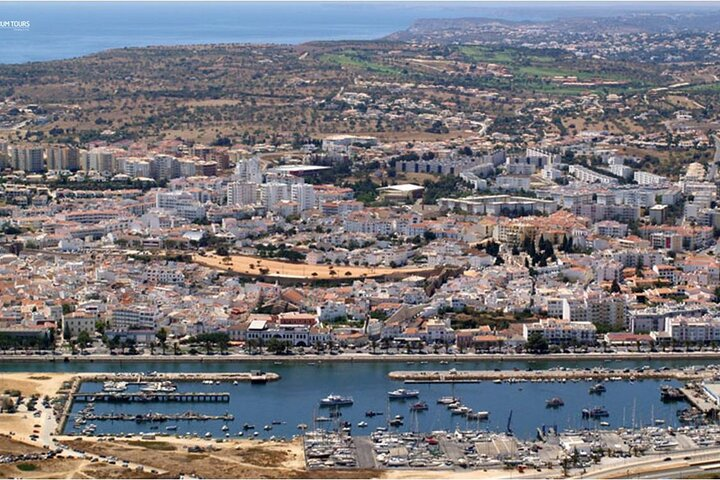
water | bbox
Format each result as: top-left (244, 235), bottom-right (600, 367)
top-left (67, 375), bottom-right (685, 440)
top-left (0, 2), bottom-right (717, 64)
top-left (1, 357), bottom-right (710, 440)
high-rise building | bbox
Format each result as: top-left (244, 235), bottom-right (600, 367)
top-left (150, 154), bottom-right (181, 180)
top-left (291, 183), bottom-right (316, 211)
top-left (260, 182), bottom-right (290, 210)
top-left (232, 154), bottom-right (262, 183)
top-left (8, 145), bottom-right (44, 173)
top-left (83, 147), bottom-right (117, 173)
top-left (123, 158), bottom-right (151, 178)
top-left (227, 182), bottom-right (258, 206)
top-left (46, 145), bottom-right (80, 171)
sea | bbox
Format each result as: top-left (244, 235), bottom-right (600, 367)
top-left (1, 1), bottom-right (719, 64)
top-left (2, 357), bottom-right (716, 439)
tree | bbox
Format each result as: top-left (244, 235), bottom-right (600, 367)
top-left (76, 331), bottom-right (92, 352)
top-left (62, 321), bottom-right (71, 341)
top-left (156, 328), bottom-right (168, 355)
top-left (267, 337), bottom-right (289, 355)
top-left (525, 331), bottom-right (549, 354)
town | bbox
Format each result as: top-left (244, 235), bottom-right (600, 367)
top-left (1, 133), bottom-right (720, 357)
top-left (4, 3), bottom-right (720, 479)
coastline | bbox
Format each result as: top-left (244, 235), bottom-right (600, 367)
top-left (2, 351), bottom-right (720, 363)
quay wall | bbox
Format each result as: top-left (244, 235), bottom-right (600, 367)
top-left (389, 369), bottom-right (715, 382)
top-left (6, 352), bottom-right (720, 363)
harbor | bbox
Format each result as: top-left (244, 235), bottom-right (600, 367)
top-left (52, 363), bottom-right (720, 442)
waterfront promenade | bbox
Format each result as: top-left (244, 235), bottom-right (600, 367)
top-left (5, 351), bottom-right (720, 363)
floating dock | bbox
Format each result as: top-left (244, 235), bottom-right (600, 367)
top-left (73, 392), bottom-right (231, 402)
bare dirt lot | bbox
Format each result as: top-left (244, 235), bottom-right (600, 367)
top-left (194, 253), bottom-right (435, 281)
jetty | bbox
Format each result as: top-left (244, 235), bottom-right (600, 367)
top-left (82, 412), bottom-right (235, 422)
top-left (388, 368), bottom-right (716, 383)
top-left (85, 371), bottom-right (279, 384)
top-left (73, 391), bottom-right (231, 402)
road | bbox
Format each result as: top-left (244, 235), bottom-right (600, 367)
top-left (580, 447), bottom-right (720, 479)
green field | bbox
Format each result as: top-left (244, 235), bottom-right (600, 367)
top-left (319, 51), bottom-right (403, 76)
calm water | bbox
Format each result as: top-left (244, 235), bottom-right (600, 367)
top-left (66, 375), bottom-right (685, 440)
top-left (0, 357), bottom-right (711, 440)
top-left (0, 2), bottom-right (718, 64)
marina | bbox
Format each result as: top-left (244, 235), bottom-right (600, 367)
top-left (49, 361), bottom-right (720, 441)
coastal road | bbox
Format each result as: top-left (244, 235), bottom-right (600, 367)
top-left (579, 447), bottom-right (720, 478)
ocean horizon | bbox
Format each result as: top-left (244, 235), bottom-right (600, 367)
top-left (1, 1), bottom-right (719, 64)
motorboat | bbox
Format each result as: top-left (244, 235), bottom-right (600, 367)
top-left (589, 383), bottom-right (607, 394)
top-left (582, 407), bottom-right (610, 418)
top-left (410, 401), bottom-right (429, 411)
top-left (546, 397), bottom-right (564, 408)
top-left (388, 388), bottom-right (419, 399)
top-left (319, 394), bottom-right (354, 407)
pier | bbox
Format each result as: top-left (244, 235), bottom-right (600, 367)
top-left (389, 368), bottom-right (716, 383)
top-left (681, 386), bottom-right (720, 418)
top-left (73, 392), bottom-right (230, 402)
top-left (82, 412), bottom-right (235, 422)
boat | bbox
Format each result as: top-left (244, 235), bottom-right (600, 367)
top-left (263, 425), bottom-right (272, 431)
top-left (660, 385), bottom-right (685, 402)
top-left (102, 381), bottom-right (128, 393)
top-left (297, 424), bottom-right (308, 430)
top-left (389, 418), bottom-right (404, 427)
top-left (467, 411), bottom-right (489, 420)
top-left (202, 380), bottom-right (214, 385)
top-left (582, 407), bottom-right (610, 419)
top-left (493, 379), bottom-right (502, 384)
top-left (546, 397), bottom-right (564, 408)
top-left (388, 389), bottom-right (420, 399)
top-left (599, 421), bottom-right (610, 427)
top-left (410, 401), bottom-right (428, 411)
top-left (319, 394), bottom-right (354, 407)
top-left (314, 417), bottom-right (332, 422)
top-left (140, 381), bottom-right (176, 393)
top-left (165, 425), bottom-right (177, 431)
top-left (365, 411), bottom-right (383, 417)
top-left (589, 384), bottom-right (607, 394)
top-left (242, 423), bottom-right (255, 430)
top-left (357, 421), bottom-right (368, 428)
top-left (437, 396), bottom-right (459, 405)
top-left (221, 425), bottom-right (229, 431)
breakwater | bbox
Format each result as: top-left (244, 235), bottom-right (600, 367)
top-left (389, 366), bottom-right (719, 383)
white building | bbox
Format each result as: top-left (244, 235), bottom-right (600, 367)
top-left (111, 306), bottom-right (160, 331)
top-left (523, 318), bottom-right (597, 344)
top-left (665, 316), bottom-right (720, 343)
top-left (291, 183), bottom-right (316, 211)
top-left (227, 182), bottom-right (258, 206)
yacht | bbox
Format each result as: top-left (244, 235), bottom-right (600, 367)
top-left (102, 381), bottom-right (128, 393)
top-left (140, 381), bottom-right (176, 393)
top-left (589, 383), bottom-right (607, 394)
top-left (388, 388), bottom-right (420, 399)
top-left (582, 407), bottom-right (610, 418)
top-left (319, 394), bottom-right (354, 407)
top-left (410, 401), bottom-right (429, 411)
